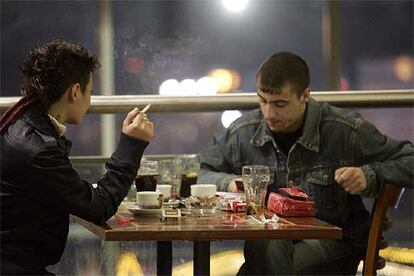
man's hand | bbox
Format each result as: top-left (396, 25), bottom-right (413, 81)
top-left (335, 167), bottom-right (367, 194)
top-left (122, 108), bottom-right (154, 142)
top-left (227, 177), bottom-right (242, 192)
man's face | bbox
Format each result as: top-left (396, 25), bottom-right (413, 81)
top-left (66, 73), bottom-right (92, 124)
top-left (257, 84), bottom-right (309, 133)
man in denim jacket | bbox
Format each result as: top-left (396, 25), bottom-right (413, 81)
top-left (198, 52), bottom-right (413, 275)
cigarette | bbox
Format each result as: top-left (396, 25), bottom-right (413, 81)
top-left (141, 104), bottom-right (151, 113)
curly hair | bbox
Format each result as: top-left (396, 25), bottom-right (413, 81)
top-left (20, 40), bottom-right (100, 108)
top-left (1, 40), bottom-right (100, 134)
top-left (256, 52), bottom-right (310, 98)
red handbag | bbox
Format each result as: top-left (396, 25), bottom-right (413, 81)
top-left (267, 187), bottom-right (315, 217)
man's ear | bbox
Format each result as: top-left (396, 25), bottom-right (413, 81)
top-left (302, 87), bottom-right (311, 102)
top-left (68, 83), bottom-right (81, 103)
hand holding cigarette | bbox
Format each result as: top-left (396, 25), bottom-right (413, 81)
top-left (122, 104), bottom-right (154, 142)
top-left (141, 104), bottom-right (151, 122)
top-left (141, 103), bottom-right (151, 113)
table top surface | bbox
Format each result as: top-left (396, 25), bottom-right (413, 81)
top-left (71, 207), bottom-right (342, 241)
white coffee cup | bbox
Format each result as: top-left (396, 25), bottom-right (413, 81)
top-left (156, 185), bottom-right (171, 201)
top-left (191, 184), bottom-right (217, 197)
top-left (136, 191), bottom-right (162, 209)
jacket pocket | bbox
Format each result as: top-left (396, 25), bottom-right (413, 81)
top-left (304, 168), bottom-right (347, 225)
top-left (306, 169), bottom-right (337, 208)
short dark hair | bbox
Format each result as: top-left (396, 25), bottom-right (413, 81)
top-left (256, 52), bottom-right (310, 97)
top-left (20, 40), bottom-right (100, 108)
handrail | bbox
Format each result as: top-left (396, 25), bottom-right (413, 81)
top-left (3, 89), bottom-right (413, 164)
top-left (1, 90), bottom-right (413, 113)
top-left (70, 154), bottom-right (174, 164)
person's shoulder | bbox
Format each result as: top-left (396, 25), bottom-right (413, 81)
top-left (227, 108), bottom-right (262, 134)
top-left (4, 118), bottom-right (60, 157)
top-left (318, 100), bottom-right (365, 130)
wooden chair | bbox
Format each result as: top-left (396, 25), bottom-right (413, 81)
top-left (363, 184), bottom-right (402, 275)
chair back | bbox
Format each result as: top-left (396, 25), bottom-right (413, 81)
top-left (363, 184), bottom-right (401, 275)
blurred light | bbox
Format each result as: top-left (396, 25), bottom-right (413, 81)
top-left (159, 76), bottom-right (222, 96)
top-left (197, 77), bottom-right (218, 95)
top-left (208, 68), bottom-right (241, 93)
top-left (222, 0), bottom-right (249, 12)
top-left (221, 110), bottom-right (242, 128)
top-left (125, 55), bottom-right (144, 74)
top-left (159, 79), bottom-right (180, 96)
top-left (180, 79), bottom-right (198, 95)
top-left (230, 70), bottom-right (241, 91)
top-left (393, 56), bottom-right (413, 83)
top-left (116, 252), bottom-right (143, 276)
top-left (340, 76), bottom-right (349, 91)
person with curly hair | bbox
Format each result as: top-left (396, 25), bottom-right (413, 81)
top-left (0, 40), bottom-right (154, 274)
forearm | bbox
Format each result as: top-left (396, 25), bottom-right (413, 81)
top-left (198, 129), bottom-right (240, 191)
top-left (198, 168), bottom-right (238, 191)
top-left (361, 155), bottom-right (414, 197)
top-left (92, 133), bottom-right (149, 222)
top-left (354, 121), bottom-right (414, 197)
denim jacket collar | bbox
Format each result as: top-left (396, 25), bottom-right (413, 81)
top-left (250, 116), bottom-right (273, 147)
top-left (250, 97), bottom-right (321, 152)
top-left (297, 98), bottom-right (321, 152)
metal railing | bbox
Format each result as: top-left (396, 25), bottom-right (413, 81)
top-left (70, 154), bottom-right (176, 164)
top-left (1, 90), bottom-right (413, 113)
top-left (1, 89), bottom-right (413, 164)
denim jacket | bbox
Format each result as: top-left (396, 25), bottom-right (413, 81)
top-left (199, 97), bottom-right (413, 246)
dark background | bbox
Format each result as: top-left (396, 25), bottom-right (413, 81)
top-left (1, 1), bottom-right (413, 274)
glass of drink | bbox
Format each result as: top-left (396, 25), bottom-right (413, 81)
top-left (242, 165), bottom-right (270, 219)
top-left (135, 160), bottom-right (159, 192)
top-left (158, 159), bottom-right (175, 185)
top-left (174, 154), bottom-right (200, 198)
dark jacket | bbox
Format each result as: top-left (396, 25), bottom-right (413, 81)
top-left (0, 105), bottom-right (148, 273)
top-left (199, 98), bottom-right (414, 247)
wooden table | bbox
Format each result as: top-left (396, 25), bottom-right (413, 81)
top-left (71, 210), bottom-right (341, 275)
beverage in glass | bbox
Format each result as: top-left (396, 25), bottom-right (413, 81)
top-left (242, 165), bottom-right (270, 218)
top-left (158, 159), bottom-right (175, 185)
top-left (174, 154), bottom-right (200, 198)
top-left (135, 160), bottom-right (159, 192)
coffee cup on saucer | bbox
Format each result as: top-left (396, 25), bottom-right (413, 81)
top-left (136, 191), bottom-right (163, 209)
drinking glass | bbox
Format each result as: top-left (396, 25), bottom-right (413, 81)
top-left (242, 165), bottom-right (270, 218)
top-left (158, 159), bottom-right (175, 185)
top-left (174, 154), bottom-right (200, 198)
top-left (135, 160), bottom-right (159, 192)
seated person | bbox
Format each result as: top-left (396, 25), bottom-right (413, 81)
top-left (0, 40), bottom-right (154, 275)
top-left (198, 51), bottom-right (413, 275)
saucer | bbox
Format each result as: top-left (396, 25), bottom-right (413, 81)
top-left (127, 205), bottom-right (162, 216)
